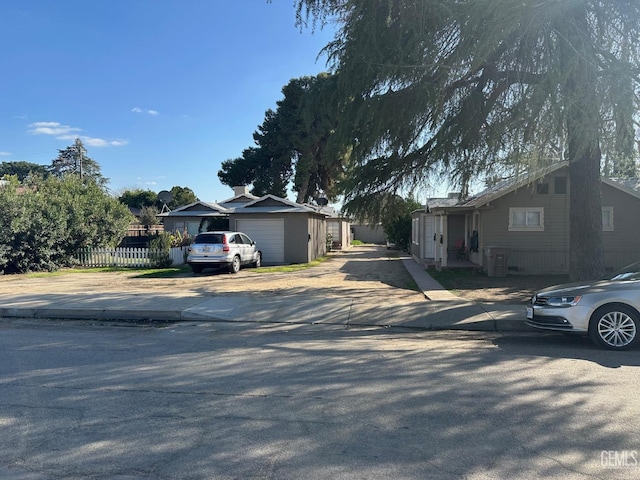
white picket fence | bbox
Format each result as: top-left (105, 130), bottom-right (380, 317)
top-left (76, 247), bottom-right (187, 268)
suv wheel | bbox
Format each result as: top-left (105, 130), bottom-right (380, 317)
top-left (229, 255), bottom-right (241, 274)
top-left (253, 252), bottom-right (261, 268)
top-left (191, 265), bottom-right (203, 274)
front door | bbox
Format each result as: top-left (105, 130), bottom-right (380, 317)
top-left (424, 215), bottom-right (435, 259)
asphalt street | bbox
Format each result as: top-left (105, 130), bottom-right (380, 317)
top-left (1, 318), bottom-right (640, 479)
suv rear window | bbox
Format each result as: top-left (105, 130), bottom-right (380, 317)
top-left (194, 233), bottom-right (224, 244)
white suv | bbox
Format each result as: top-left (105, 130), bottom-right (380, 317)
top-left (187, 231), bottom-right (261, 274)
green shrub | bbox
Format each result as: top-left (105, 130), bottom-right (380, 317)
top-left (149, 232), bottom-right (173, 268)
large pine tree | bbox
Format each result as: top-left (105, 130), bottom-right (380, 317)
top-left (296, 0), bottom-right (640, 280)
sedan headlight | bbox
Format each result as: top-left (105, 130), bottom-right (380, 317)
top-left (546, 296), bottom-right (582, 307)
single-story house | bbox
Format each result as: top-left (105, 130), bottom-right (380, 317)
top-left (160, 186), bottom-right (330, 265)
top-left (412, 162), bottom-right (640, 275)
top-left (318, 206), bottom-right (351, 249)
top-left (158, 201), bottom-right (231, 236)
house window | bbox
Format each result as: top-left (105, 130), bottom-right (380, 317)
top-left (602, 207), bottom-right (614, 231)
top-left (554, 176), bottom-right (567, 194)
top-left (536, 182), bottom-right (549, 194)
top-left (509, 207), bottom-right (544, 231)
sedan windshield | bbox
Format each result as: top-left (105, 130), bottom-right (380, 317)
top-left (602, 261), bottom-right (640, 281)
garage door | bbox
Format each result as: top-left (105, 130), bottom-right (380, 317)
top-left (236, 219), bottom-right (285, 264)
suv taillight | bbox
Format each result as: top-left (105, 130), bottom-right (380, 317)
top-left (222, 235), bottom-right (230, 252)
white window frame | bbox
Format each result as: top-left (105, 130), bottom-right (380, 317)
top-left (508, 207), bottom-right (544, 231)
top-left (602, 207), bottom-right (614, 231)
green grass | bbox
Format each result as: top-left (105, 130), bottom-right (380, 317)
top-left (18, 257), bottom-right (330, 279)
top-left (251, 256), bottom-right (330, 273)
top-left (351, 240), bottom-right (365, 246)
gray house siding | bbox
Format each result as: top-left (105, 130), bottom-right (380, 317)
top-left (307, 215), bottom-right (327, 262)
top-left (478, 180), bottom-right (570, 273)
top-left (229, 212), bottom-right (327, 264)
top-left (601, 182), bottom-right (640, 270)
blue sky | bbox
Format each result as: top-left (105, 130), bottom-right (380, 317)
top-left (0, 0), bottom-right (336, 202)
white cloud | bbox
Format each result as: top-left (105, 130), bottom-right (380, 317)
top-left (75, 136), bottom-right (129, 147)
top-left (132, 107), bottom-right (159, 115)
top-left (29, 121), bottom-right (81, 136)
top-left (0, 151), bottom-right (11, 156)
top-left (27, 122), bottom-right (128, 148)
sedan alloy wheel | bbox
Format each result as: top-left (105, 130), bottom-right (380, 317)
top-left (589, 305), bottom-right (639, 350)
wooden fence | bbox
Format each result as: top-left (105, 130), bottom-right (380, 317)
top-left (76, 247), bottom-right (187, 268)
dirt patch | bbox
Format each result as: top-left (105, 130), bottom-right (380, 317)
top-left (0, 245), bottom-right (421, 301)
top-left (0, 245), bottom-right (569, 304)
top-left (427, 269), bottom-right (570, 304)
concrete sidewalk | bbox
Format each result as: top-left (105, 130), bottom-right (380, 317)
top-left (0, 256), bottom-right (532, 333)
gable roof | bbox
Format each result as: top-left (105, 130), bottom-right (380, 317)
top-left (233, 194), bottom-right (325, 215)
top-left (157, 201), bottom-right (230, 217)
top-left (603, 177), bottom-right (640, 201)
top-left (218, 192), bottom-right (260, 208)
top-left (460, 161), bottom-right (569, 208)
top-left (429, 161), bottom-right (640, 213)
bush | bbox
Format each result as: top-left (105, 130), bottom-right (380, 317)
top-left (0, 175), bottom-right (133, 273)
top-left (149, 232), bottom-right (173, 268)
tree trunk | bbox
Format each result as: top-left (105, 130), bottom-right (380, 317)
top-left (564, 6), bottom-right (605, 282)
top-left (568, 150), bottom-right (605, 281)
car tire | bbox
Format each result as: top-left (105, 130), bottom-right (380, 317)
top-left (253, 252), bottom-right (261, 268)
top-left (191, 265), bottom-right (203, 274)
top-left (589, 304), bottom-right (640, 350)
top-left (229, 256), bottom-right (241, 274)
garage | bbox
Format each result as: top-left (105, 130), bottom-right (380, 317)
top-left (236, 219), bottom-right (285, 264)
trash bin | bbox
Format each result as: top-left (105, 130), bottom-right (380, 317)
top-left (484, 246), bottom-right (511, 277)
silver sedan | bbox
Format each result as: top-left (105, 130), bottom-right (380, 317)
top-left (526, 261), bottom-right (640, 350)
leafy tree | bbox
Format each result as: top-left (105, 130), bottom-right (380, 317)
top-left (168, 185), bottom-right (198, 209)
top-left (119, 189), bottom-right (158, 209)
top-left (382, 196), bottom-right (422, 251)
top-left (218, 73), bottom-right (347, 203)
top-left (296, 0), bottom-right (640, 281)
top-left (49, 138), bottom-right (108, 188)
top-left (139, 205), bottom-right (161, 227)
top-left (118, 186), bottom-right (198, 211)
top-left (0, 161), bottom-right (48, 181)
top-left (0, 175), bottom-right (132, 273)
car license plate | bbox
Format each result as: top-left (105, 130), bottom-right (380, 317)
top-left (526, 307), bottom-right (533, 320)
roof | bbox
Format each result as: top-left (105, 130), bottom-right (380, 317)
top-left (232, 195), bottom-right (327, 215)
top-left (218, 192), bottom-right (260, 208)
top-left (603, 177), bottom-right (640, 200)
top-left (158, 201), bottom-right (230, 217)
top-left (429, 161), bottom-right (640, 213)
top-left (428, 162), bottom-right (569, 212)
